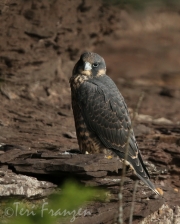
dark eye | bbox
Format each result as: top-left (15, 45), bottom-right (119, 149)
top-left (92, 63), bottom-right (99, 67)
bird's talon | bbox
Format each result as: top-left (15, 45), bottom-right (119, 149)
top-left (105, 155), bottom-right (113, 159)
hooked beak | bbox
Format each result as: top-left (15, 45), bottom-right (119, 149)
top-left (84, 62), bottom-right (92, 71)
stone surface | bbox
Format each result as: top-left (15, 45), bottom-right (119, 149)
top-left (140, 204), bottom-right (180, 224)
top-left (0, 168), bottom-right (56, 198)
top-left (0, 145), bottom-right (165, 223)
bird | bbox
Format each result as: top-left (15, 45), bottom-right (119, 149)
top-left (70, 52), bottom-right (159, 195)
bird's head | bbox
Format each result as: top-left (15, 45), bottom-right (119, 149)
top-left (72, 52), bottom-right (106, 79)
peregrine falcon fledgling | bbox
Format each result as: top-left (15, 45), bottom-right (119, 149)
top-left (70, 52), bottom-right (159, 195)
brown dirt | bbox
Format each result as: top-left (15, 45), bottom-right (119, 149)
top-left (0, 0), bottom-right (180, 223)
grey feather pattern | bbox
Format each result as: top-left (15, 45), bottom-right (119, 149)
top-left (77, 75), bottom-right (159, 192)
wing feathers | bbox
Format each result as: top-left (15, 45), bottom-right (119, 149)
top-left (78, 75), bottom-right (152, 186)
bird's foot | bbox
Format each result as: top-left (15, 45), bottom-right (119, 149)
top-left (105, 155), bottom-right (113, 159)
